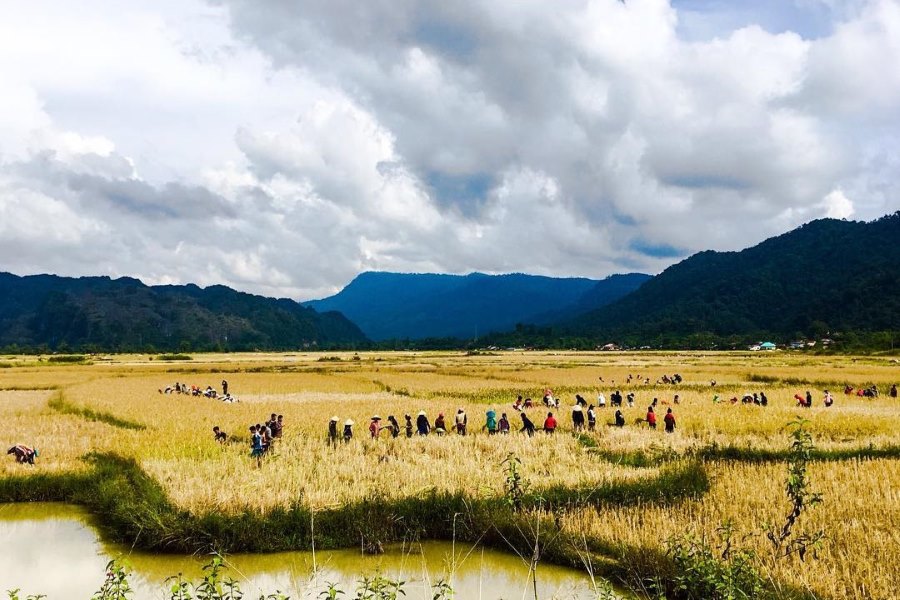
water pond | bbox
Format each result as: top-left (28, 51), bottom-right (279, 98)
top-left (0, 503), bottom-right (615, 599)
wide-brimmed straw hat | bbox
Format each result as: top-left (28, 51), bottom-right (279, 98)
top-left (371, 415), bottom-right (382, 420)
top-left (330, 416), bottom-right (339, 422)
top-left (345, 419), bottom-right (354, 426)
top-left (418, 410), bottom-right (426, 416)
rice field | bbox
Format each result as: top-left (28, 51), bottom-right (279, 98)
top-left (1, 350), bottom-right (898, 599)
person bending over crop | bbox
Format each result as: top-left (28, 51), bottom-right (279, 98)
top-left (520, 413), bottom-right (536, 437)
top-left (387, 415), bottom-right (400, 438)
top-left (213, 426), bottom-right (227, 443)
top-left (7, 445), bottom-right (37, 464)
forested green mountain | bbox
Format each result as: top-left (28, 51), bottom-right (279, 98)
top-left (0, 273), bottom-right (367, 352)
top-left (559, 213), bottom-right (900, 346)
top-left (305, 272), bottom-right (650, 340)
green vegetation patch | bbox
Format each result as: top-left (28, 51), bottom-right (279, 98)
top-left (47, 392), bottom-right (146, 431)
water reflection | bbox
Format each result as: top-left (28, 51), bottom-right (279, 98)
top-left (0, 504), bottom-right (607, 599)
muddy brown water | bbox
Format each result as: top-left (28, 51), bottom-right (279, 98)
top-left (0, 503), bottom-right (618, 599)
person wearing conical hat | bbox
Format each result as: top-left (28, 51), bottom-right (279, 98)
top-left (416, 410), bottom-right (431, 436)
top-left (571, 403), bottom-right (585, 431)
top-left (343, 419), bottom-right (354, 443)
top-left (369, 415), bottom-right (382, 438)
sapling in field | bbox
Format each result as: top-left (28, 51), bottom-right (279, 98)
top-left (765, 418), bottom-right (825, 561)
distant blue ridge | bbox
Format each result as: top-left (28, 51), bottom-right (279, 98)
top-left (304, 272), bottom-right (650, 340)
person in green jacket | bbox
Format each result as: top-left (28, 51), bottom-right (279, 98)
top-left (484, 409), bottom-right (497, 434)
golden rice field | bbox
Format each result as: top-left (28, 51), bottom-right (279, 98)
top-left (1, 350), bottom-right (898, 599)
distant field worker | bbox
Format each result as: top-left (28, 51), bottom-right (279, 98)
top-left (664, 408), bottom-right (676, 433)
top-left (328, 416), bottom-right (339, 446)
top-left (434, 413), bottom-right (447, 435)
top-left (571, 404), bottom-right (584, 431)
top-left (416, 411), bottom-right (431, 436)
top-left (212, 426), bottom-right (227, 443)
top-left (498, 413), bottom-right (510, 433)
top-left (646, 406), bottom-right (657, 429)
top-left (343, 419), bottom-right (354, 443)
top-left (388, 415), bottom-right (400, 438)
top-left (455, 408), bottom-right (468, 435)
top-left (369, 415), bottom-right (382, 438)
top-left (222, 379), bottom-right (229, 396)
top-left (484, 409), bottom-right (497, 434)
top-left (520, 412), bottom-right (536, 436)
top-left (404, 414), bottom-right (413, 438)
top-left (7, 445), bottom-right (37, 465)
top-left (544, 411), bottom-right (558, 434)
top-left (250, 427), bottom-right (264, 466)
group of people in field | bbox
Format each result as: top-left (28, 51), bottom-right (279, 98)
top-left (326, 385), bottom-right (681, 444)
top-left (315, 376), bottom-right (898, 449)
top-left (844, 384), bottom-right (883, 398)
top-left (212, 413), bottom-right (285, 466)
top-left (714, 391), bottom-right (769, 405)
top-left (161, 379), bottom-right (238, 402)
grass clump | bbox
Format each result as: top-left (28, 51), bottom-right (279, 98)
top-left (157, 353), bottom-right (193, 361)
top-left (47, 354), bottom-right (88, 364)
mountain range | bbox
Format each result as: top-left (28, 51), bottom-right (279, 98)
top-left (0, 213), bottom-right (896, 352)
top-left (0, 274), bottom-right (366, 352)
top-left (558, 213), bottom-right (899, 345)
top-left (305, 272), bottom-right (650, 340)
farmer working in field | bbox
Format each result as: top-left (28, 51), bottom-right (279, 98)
top-left (328, 416), bottom-right (339, 446)
top-left (7, 445), bottom-right (37, 465)
top-left (544, 411), bottom-right (558, 434)
top-left (520, 412), bottom-right (536, 436)
top-left (664, 408), bottom-right (676, 433)
top-left (484, 409), bottom-right (497, 434)
top-left (454, 408), bottom-right (467, 435)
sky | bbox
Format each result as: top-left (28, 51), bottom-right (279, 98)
top-left (0, 0), bottom-right (897, 300)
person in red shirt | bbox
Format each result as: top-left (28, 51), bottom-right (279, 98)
top-left (646, 406), bottom-right (657, 429)
top-left (664, 408), bottom-right (676, 433)
top-left (543, 412), bottom-right (558, 434)
top-left (369, 415), bottom-right (382, 438)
